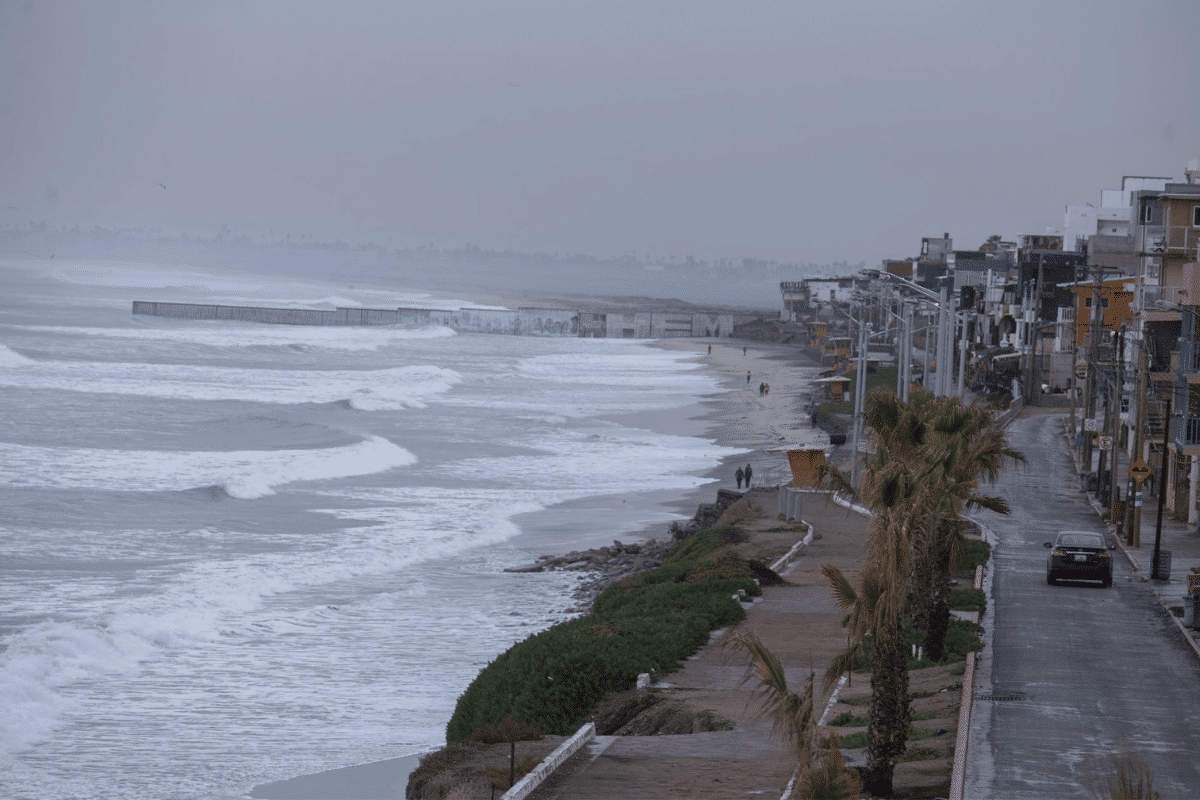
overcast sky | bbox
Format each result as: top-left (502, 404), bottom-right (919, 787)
top-left (2, 0), bottom-right (1198, 267)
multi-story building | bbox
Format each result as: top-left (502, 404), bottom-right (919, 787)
top-left (1132, 168), bottom-right (1200, 522)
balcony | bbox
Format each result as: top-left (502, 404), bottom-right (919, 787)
top-left (1181, 339), bottom-right (1200, 374)
top-left (1134, 284), bottom-right (1191, 314)
top-left (1138, 224), bottom-right (1200, 258)
top-left (1178, 416), bottom-right (1200, 447)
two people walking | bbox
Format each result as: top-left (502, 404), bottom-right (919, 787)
top-left (735, 463), bottom-right (752, 489)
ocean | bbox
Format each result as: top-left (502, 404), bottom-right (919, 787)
top-left (0, 258), bottom-right (746, 799)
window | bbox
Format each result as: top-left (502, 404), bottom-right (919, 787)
top-left (1193, 205), bottom-right (1200, 227)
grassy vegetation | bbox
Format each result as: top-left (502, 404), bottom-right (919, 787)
top-left (949, 587), bottom-right (986, 614)
top-left (952, 538), bottom-right (991, 573)
top-left (445, 527), bottom-right (762, 743)
top-left (827, 711), bottom-right (869, 727)
top-left (837, 725), bottom-right (936, 753)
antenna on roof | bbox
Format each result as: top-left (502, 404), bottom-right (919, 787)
top-left (1186, 156), bottom-right (1200, 185)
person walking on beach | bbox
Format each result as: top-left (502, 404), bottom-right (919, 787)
top-left (707, 344), bottom-right (711, 354)
top-left (743, 346), bottom-right (747, 356)
top-left (744, 464), bottom-right (753, 488)
top-left (746, 370), bottom-right (751, 384)
top-left (735, 466), bottom-right (744, 489)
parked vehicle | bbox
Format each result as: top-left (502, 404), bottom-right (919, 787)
top-left (1044, 530), bottom-right (1114, 587)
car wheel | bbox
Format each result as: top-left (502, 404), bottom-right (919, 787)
top-left (1046, 572), bottom-right (1056, 585)
top-left (1102, 575), bottom-right (1112, 588)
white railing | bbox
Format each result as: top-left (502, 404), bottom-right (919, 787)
top-left (502, 722), bottom-right (597, 800)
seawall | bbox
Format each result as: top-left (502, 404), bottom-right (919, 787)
top-left (131, 300), bottom-right (752, 338)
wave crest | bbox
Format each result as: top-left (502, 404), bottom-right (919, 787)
top-left (0, 436), bottom-right (417, 498)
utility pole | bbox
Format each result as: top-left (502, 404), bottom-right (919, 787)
top-left (1110, 328), bottom-right (1125, 522)
top-left (937, 282), bottom-right (951, 397)
top-left (850, 320), bottom-right (871, 488)
top-left (1028, 254), bottom-right (1046, 404)
top-left (923, 304), bottom-right (934, 391)
top-left (1069, 264), bottom-right (1081, 453)
top-left (902, 300), bottom-right (913, 402)
top-left (1130, 345), bottom-right (1149, 547)
top-left (1081, 269), bottom-right (1104, 474)
top-left (1097, 379), bottom-right (1110, 502)
top-left (957, 306), bottom-right (969, 397)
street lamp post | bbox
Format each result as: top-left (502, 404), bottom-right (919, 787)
top-left (850, 320), bottom-right (871, 488)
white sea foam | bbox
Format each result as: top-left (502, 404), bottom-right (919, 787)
top-left (0, 490), bottom-right (550, 761)
top-left (0, 343), bottom-right (34, 366)
top-left (0, 436), bottom-right (415, 498)
top-left (0, 357), bottom-right (460, 409)
top-left (7, 322), bottom-right (457, 350)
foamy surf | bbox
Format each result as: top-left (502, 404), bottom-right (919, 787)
top-left (0, 343), bottom-right (34, 366)
top-left (6, 322), bottom-right (458, 350)
top-left (0, 357), bottom-right (461, 409)
top-left (0, 435), bottom-right (416, 498)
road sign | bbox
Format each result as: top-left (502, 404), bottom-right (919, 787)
top-left (1128, 458), bottom-right (1152, 483)
top-left (1098, 436), bottom-right (1113, 450)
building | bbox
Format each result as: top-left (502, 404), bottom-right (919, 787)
top-left (779, 276), bottom-right (856, 321)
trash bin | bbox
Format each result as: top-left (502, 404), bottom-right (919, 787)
top-left (1151, 549), bottom-right (1172, 581)
top-left (1193, 592), bottom-right (1200, 631)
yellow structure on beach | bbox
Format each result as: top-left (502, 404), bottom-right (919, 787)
top-left (786, 448), bottom-right (826, 488)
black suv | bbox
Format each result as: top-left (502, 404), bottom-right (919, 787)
top-left (1044, 530), bottom-right (1114, 587)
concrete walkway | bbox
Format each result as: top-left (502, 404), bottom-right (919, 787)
top-left (522, 491), bottom-right (869, 800)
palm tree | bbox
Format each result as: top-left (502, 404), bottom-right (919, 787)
top-left (821, 447), bottom-right (931, 794)
top-left (818, 389), bottom-right (1022, 794)
top-left (729, 632), bottom-right (857, 799)
top-left (903, 397), bottom-right (1023, 660)
top-left (853, 391), bottom-right (1022, 661)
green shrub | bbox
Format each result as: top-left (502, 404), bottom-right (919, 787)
top-left (943, 618), bottom-right (984, 659)
top-left (949, 588), bottom-right (986, 613)
top-left (952, 538), bottom-right (991, 573)
top-left (827, 711), bottom-right (868, 727)
top-left (445, 532), bottom-right (761, 743)
top-left (838, 731), bottom-right (868, 749)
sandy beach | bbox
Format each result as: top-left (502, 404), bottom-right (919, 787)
top-left (248, 337), bottom-right (831, 800)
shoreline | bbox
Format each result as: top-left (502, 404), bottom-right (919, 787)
top-left (247, 337), bottom-right (827, 800)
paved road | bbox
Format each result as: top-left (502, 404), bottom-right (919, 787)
top-left (967, 412), bottom-right (1200, 798)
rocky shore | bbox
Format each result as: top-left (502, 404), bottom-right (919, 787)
top-left (504, 488), bottom-right (753, 610)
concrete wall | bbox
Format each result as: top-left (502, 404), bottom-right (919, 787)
top-left (133, 301), bottom-right (343, 325)
top-left (134, 301), bottom-right (740, 339)
top-left (606, 311), bottom-right (653, 338)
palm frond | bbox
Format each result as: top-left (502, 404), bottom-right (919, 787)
top-left (822, 565), bottom-right (858, 610)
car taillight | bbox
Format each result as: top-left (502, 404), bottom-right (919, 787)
top-left (1095, 551), bottom-right (1110, 558)
top-left (1052, 550), bottom-right (1068, 558)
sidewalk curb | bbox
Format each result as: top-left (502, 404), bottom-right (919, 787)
top-left (1153, 594), bottom-right (1200, 665)
top-left (948, 651), bottom-right (976, 800)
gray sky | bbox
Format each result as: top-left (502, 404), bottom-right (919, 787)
top-left (2, 0), bottom-right (1198, 267)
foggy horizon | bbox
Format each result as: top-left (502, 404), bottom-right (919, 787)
top-left (3, 1), bottom-right (1199, 271)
